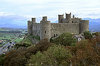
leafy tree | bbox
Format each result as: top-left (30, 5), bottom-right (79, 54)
top-left (32, 35), bottom-right (40, 40)
top-left (51, 33), bottom-right (77, 46)
top-left (25, 39), bottom-right (53, 58)
top-left (4, 39), bottom-right (52, 66)
top-left (15, 43), bottom-right (31, 49)
top-left (27, 45), bottom-right (72, 66)
top-left (0, 54), bottom-right (5, 65)
top-left (92, 32), bottom-right (100, 36)
top-left (68, 40), bottom-right (100, 66)
top-left (4, 49), bottom-right (27, 66)
top-left (84, 31), bottom-right (93, 39)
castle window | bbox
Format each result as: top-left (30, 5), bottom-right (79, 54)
top-left (54, 34), bottom-right (56, 37)
top-left (54, 34), bottom-right (58, 37)
top-left (45, 31), bottom-right (46, 34)
top-left (56, 34), bottom-right (58, 36)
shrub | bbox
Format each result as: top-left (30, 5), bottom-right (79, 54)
top-left (4, 49), bottom-right (27, 66)
top-left (25, 39), bottom-right (53, 58)
top-left (51, 33), bottom-right (77, 46)
top-left (68, 40), bottom-right (100, 66)
top-left (84, 31), bottom-right (93, 39)
top-left (3, 39), bottom-right (53, 66)
top-left (32, 35), bottom-right (40, 40)
top-left (0, 54), bottom-right (5, 65)
top-left (27, 45), bottom-right (72, 66)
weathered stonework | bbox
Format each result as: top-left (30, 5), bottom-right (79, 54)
top-left (28, 13), bottom-right (89, 40)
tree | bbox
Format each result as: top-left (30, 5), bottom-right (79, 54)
top-left (84, 31), bottom-right (93, 39)
top-left (4, 39), bottom-right (52, 66)
top-left (68, 40), bottom-right (100, 66)
top-left (51, 33), bottom-right (77, 46)
top-left (27, 45), bottom-right (72, 66)
top-left (0, 54), bottom-right (5, 65)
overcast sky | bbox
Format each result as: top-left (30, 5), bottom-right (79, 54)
top-left (0, 0), bottom-right (100, 19)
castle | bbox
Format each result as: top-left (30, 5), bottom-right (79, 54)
top-left (28, 13), bottom-right (89, 40)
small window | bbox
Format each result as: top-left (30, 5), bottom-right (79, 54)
top-left (54, 34), bottom-right (56, 37)
top-left (56, 34), bottom-right (58, 36)
top-left (45, 31), bottom-right (46, 33)
top-left (54, 34), bottom-right (55, 37)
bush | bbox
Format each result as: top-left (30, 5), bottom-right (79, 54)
top-left (0, 54), bottom-right (5, 65)
top-left (51, 33), bottom-right (77, 46)
top-left (68, 40), bottom-right (100, 66)
top-left (4, 49), bottom-right (27, 66)
top-left (15, 43), bottom-right (31, 49)
top-left (84, 31), bottom-right (93, 39)
top-left (32, 35), bottom-right (40, 40)
top-left (25, 39), bottom-right (53, 58)
top-left (3, 39), bottom-right (52, 66)
top-left (27, 45), bottom-right (72, 66)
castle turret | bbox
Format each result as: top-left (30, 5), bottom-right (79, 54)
top-left (73, 15), bottom-right (75, 18)
top-left (79, 20), bottom-right (89, 33)
top-left (28, 18), bottom-right (36, 35)
top-left (40, 16), bottom-right (51, 40)
top-left (32, 18), bottom-right (36, 23)
top-left (66, 13), bottom-right (72, 23)
top-left (58, 14), bottom-right (64, 23)
top-left (28, 20), bottom-right (32, 35)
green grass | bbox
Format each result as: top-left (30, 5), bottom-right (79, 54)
top-left (15, 38), bottom-right (23, 43)
top-left (0, 33), bottom-right (15, 40)
top-left (0, 44), bottom-right (3, 47)
top-left (0, 33), bottom-right (25, 45)
top-left (22, 36), bottom-right (32, 44)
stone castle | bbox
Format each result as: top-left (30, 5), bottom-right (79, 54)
top-left (28, 13), bottom-right (89, 40)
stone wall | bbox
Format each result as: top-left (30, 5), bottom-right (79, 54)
top-left (29, 21), bottom-right (88, 40)
top-left (51, 23), bottom-right (79, 37)
top-left (28, 21), bottom-right (32, 35)
top-left (32, 23), bottom-right (40, 36)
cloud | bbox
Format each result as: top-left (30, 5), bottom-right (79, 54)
top-left (0, 0), bottom-right (100, 19)
top-left (0, 12), bottom-right (15, 16)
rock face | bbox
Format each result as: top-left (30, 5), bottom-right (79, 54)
top-left (28, 13), bottom-right (89, 40)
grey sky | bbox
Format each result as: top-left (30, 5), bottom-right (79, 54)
top-left (0, 0), bottom-right (100, 19)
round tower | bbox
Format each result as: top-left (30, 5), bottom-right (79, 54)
top-left (79, 20), bottom-right (89, 33)
top-left (40, 16), bottom-right (51, 40)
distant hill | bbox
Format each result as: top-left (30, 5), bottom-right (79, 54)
top-left (0, 15), bottom-right (27, 28)
top-left (0, 15), bottom-right (100, 32)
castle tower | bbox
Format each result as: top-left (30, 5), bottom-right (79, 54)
top-left (66, 13), bottom-right (72, 23)
top-left (32, 18), bottom-right (36, 23)
top-left (40, 16), bottom-right (51, 40)
top-left (73, 15), bottom-right (75, 18)
top-left (58, 14), bottom-right (64, 23)
top-left (79, 20), bottom-right (89, 33)
top-left (31, 18), bottom-right (36, 35)
top-left (28, 20), bottom-right (33, 35)
top-left (27, 18), bottom-right (36, 35)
